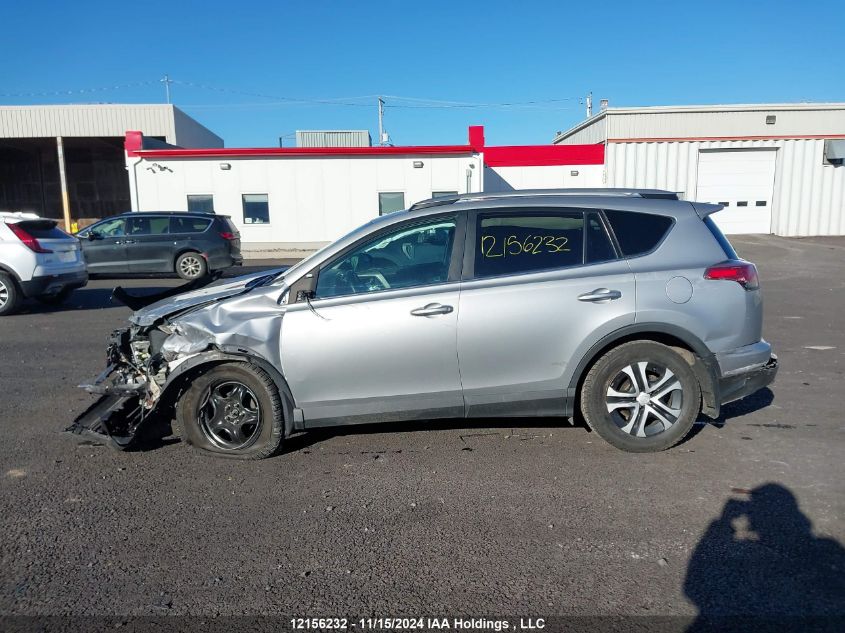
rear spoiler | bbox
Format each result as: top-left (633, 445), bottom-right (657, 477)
top-left (690, 202), bottom-right (724, 219)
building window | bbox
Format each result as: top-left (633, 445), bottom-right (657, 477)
top-left (432, 191), bottom-right (458, 198)
top-left (378, 192), bottom-right (405, 215)
top-left (242, 194), bottom-right (270, 224)
top-left (187, 194), bottom-right (214, 213)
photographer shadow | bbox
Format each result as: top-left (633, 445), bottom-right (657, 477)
top-left (684, 483), bottom-right (845, 631)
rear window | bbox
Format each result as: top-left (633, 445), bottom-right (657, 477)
top-left (171, 216), bottom-right (211, 234)
top-left (474, 211), bottom-right (584, 278)
top-left (604, 210), bottom-right (673, 257)
top-left (704, 216), bottom-right (738, 259)
top-left (17, 220), bottom-right (67, 239)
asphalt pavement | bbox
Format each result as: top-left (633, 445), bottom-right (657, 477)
top-left (0, 237), bottom-right (842, 626)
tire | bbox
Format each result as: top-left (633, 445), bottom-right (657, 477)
top-left (175, 251), bottom-right (207, 280)
top-left (0, 272), bottom-right (21, 316)
top-left (176, 362), bottom-right (284, 459)
top-left (35, 286), bottom-right (74, 306)
top-left (580, 341), bottom-right (701, 453)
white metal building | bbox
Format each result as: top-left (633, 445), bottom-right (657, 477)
top-left (126, 126), bottom-right (605, 255)
top-left (553, 103), bottom-right (845, 236)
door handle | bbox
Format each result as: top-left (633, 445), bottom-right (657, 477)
top-left (578, 288), bottom-right (622, 302)
top-left (410, 303), bottom-right (454, 317)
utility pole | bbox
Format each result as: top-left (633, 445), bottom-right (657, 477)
top-left (161, 74), bottom-right (173, 104)
top-left (377, 96), bottom-right (386, 146)
top-left (586, 92), bottom-right (593, 118)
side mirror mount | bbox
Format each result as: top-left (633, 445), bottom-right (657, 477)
top-left (87, 231), bottom-right (101, 241)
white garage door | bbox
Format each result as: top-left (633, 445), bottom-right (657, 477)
top-left (696, 149), bottom-right (777, 234)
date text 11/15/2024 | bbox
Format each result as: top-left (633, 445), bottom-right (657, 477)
top-left (290, 617), bottom-right (547, 630)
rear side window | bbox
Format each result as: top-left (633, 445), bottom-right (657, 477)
top-left (474, 211), bottom-right (584, 278)
top-left (127, 217), bottom-right (170, 235)
top-left (171, 216), bottom-right (212, 234)
top-left (17, 221), bottom-right (66, 239)
top-left (704, 216), bottom-right (738, 259)
top-left (586, 212), bottom-right (617, 263)
top-left (604, 210), bottom-right (673, 257)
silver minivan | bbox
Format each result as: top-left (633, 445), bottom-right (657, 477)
top-left (70, 190), bottom-right (778, 457)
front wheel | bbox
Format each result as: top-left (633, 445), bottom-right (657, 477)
top-left (176, 362), bottom-right (284, 459)
top-left (580, 341), bottom-right (701, 452)
top-left (175, 252), bottom-right (207, 280)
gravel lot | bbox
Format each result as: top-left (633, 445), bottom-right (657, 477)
top-left (0, 237), bottom-right (842, 625)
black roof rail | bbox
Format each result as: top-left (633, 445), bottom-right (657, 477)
top-left (410, 189), bottom-right (679, 210)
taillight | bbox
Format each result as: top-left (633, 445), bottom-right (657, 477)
top-left (8, 223), bottom-right (53, 253)
top-left (219, 231), bottom-right (238, 240)
top-left (704, 260), bottom-right (759, 290)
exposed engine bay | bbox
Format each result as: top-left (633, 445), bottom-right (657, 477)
top-left (66, 269), bottom-right (289, 449)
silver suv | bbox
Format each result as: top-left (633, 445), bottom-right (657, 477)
top-left (0, 212), bottom-right (88, 316)
top-left (70, 189), bottom-right (777, 457)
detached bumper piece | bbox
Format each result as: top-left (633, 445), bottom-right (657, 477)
top-left (65, 394), bottom-right (146, 450)
top-left (720, 354), bottom-right (779, 405)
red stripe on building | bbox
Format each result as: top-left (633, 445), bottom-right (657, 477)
top-left (483, 144), bottom-right (604, 167)
top-left (607, 134), bottom-right (845, 143)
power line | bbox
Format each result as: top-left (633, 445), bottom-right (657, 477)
top-left (0, 80), bottom-right (158, 98)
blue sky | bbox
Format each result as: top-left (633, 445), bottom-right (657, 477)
top-left (2, 1), bottom-right (842, 147)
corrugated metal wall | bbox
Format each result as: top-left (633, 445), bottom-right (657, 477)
top-left (607, 139), bottom-right (845, 236)
top-left (0, 105), bottom-right (178, 142)
top-left (607, 108), bottom-right (845, 140)
top-left (296, 130), bottom-right (371, 147)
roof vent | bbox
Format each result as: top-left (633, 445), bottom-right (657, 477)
top-left (599, 99), bottom-right (609, 111)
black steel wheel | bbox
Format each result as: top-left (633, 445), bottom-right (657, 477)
top-left (177, 362), bottom-right (284, 459)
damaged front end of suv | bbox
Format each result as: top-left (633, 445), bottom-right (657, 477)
top-left (66, 269), bottom-right (292, 450)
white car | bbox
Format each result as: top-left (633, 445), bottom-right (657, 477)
top-left (0, 212), bottom-right (88, 316)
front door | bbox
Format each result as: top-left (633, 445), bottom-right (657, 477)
top-left (281, 214), bottom-right (465, 426)
top-left (79, 217), bottom-right (129, 274)
top-left (457, 208), bottom-right (636, 417)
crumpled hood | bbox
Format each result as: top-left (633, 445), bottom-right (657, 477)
top-left (129, 268), bottom-right (286, 326)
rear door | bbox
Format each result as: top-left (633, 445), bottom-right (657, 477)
top-left (456, 208), bottom-right (636, 417)
top-left (79, 218), bottom-right (129, 273)
top-left (126, 215), bottom-right (173, 273)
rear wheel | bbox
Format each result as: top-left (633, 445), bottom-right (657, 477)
top-left (580, 341), bottom-right (701, 452)
top-left (176, 362), bottom-right (284, 459)
top-left (175, 251), bottom-right (207, 280)
top-left (0, 273), bottom-right (21, 316)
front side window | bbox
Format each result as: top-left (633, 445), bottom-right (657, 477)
top-left (604, 210), bottom-right (673, 257)
top-left (187, 194), bottom-right (214, 213)
top-left (474, 211), bottom-right (584, 279)
top-left (90, 218), bottom-right (125, 237)
top-left (243, 194), bottom-right (270, 224)
top-left (315, 216), bottom-right (456, 299)
top-left (378, 192), bottom-right (405, 215)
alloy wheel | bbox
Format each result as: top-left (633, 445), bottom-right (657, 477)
top-left (179, 255), bottom-right (203, 278)
top-left (198, 381), bottom-right (262, 450)
top-left (605, 361), bottom-right (684, 437)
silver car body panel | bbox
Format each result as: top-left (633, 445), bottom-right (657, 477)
top-left (77, 189), bottom-right (776, 442)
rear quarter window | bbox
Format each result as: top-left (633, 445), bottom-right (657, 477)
top-left (171, 217), bottom-right (212, 234)
top-left (703, 216), bottom-right (739, 259)
top-left (604, 210), bottom-right (673, 257)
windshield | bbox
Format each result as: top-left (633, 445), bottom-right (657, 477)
top-left (275, 214), bottom-right (398, 282)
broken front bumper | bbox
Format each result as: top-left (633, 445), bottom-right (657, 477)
top-left (65, 331), bottom-right (161, 450)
